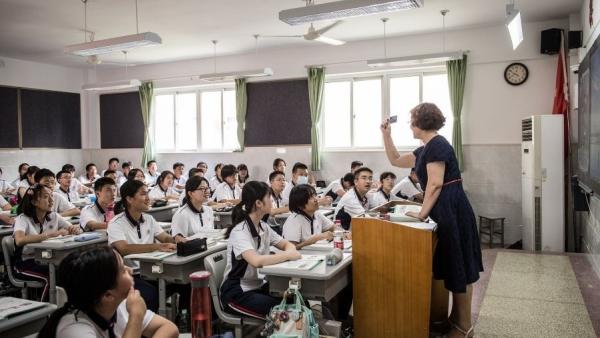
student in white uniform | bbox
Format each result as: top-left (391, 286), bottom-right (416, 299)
top-left (323, 173), bottom-right (354, 202)
top-left (119, 161), bottom-right (132, 187)
top-left (282, 162), bottom-right (332, 206)
top-left (369, 171), bottom-right (400, 207)
top-left (172, 162), bottom-right (186, 192)
top-left (220, 181), bottom-right (300, 319)
top-left (171, 176), bottom-right (215, 243)
top-left (334, 167), bottom-right (377, 229)
top-left (108, 179), bottom-right (177, 312)
top-left (127, 168), bottom-right (147, 183)
top-left (55, 170), bottom-right (79, 203)
top-left (101, 157), bottom-right (124, 179)
top-left (17, 165), bottom-right (39, 199)
top-left (148, 171), bottom-right (179, 202)
top-left (35, 169), bottom-right (80, 217)
top-left (38, 247), bottom-right (178, 338)
top-left (268, 171), bottom-right (289, 217)
top-left (350, 160), bottom-right (363, 174)
top-left (268, 158), bottom-right (287, 185)
top-left (62, 164), bottom-right (92, 195)
top-left (213, 164), bottom-right (242, 204)
top-left (196, 161), bottom-right (208, 177)
top-left (209, 163), bottom-right (223, 192)
top-left (282, 184), bottom-right (336, 249)
top-left (80, 177), bottom-right (117, 231)
top-left (13, 184), bottom-right (81, 301)
top-left (0, 194), bottom-right (14, 225)
top-left (145, 160), bottom-right (160, 187)
top-left (0, 167), bottom-right (16, 195)
top-left (391, 168), bottom-right (424, 202)
top-left (236, 164), bottom-right (250, 189)
top-left (79, 163), bottom-right (101, 187)
top-left (11, 162), bottom-right (29, 189)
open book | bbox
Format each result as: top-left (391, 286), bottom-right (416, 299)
top-left (306, 240), bottom-right (352, 251)
top-left (265, 254), bottom-right (325, 271)
top-left (124, 251), bottom-right (176, 260)
top-left (389, 204), bottom-right (423, 223)
top-left (0, 297), bottom-right (47, 320)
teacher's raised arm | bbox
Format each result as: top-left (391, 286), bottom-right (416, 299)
top-left (380, 117), bottom-right (416, 169)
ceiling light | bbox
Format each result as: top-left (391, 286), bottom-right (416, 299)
top-left (506, 3), bottom-right (523, 50)
top-left (65, 32), bottom-right (161, 56)
top-left (280, 0), bottom-right (423, 26)
top-left (368, 50), bottom-right (463, 67)
top-left (197, 68), bottom-right (274, 82)
top-left (82, 79), bottom-right (142, 91)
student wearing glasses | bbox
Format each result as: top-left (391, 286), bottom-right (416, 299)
top-left (369, 171), bottom-right (400, 207)
top-left (35, 169), bottom-right (80, 217)
top-left (80, 177), bottom-right (117, 231)
top-left (213, 164), bottom-right (241, 204)
top-left (149, 171), bottom-right (180, 202)
top-left (55, 170), bottom-right (79, 203)
top-left (61, 164), bottom-right (92, 195)
top-left (333, 167), bottom-right (376, 229)
top-left (171, 176), bottom-right (215, 243)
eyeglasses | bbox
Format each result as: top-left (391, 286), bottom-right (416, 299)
top-left (195, 187), bottom-right (209, 192)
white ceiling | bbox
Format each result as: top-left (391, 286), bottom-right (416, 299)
top-left (0, 0), bottom-right (582, 68)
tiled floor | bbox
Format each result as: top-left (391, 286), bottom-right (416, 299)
top-left (472, 250), bottom-right (600, 338)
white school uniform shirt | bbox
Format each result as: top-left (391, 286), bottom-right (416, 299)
top-left (56, 300), bottom-right (154, 338)
top-left (0, 179), bottom-right (14, 194)
top-left (80, 202), bottom-right (106, 231)
top-left (323, 179), bottom-right (345, 202)
top-left (145, 172), bottom-right (159, 186)
top-left (117, 176), bottom-right (127, 187)
top-left (17, 179), bottom-right (30, 190)
top-left (13, 212), bottom-right (71, 260)
top-left (282, 211), bottom-right (334, 243)
top-left (222, 219), bottom-right (283, 292)
top-left (101, 169), bottom-right (124, 178)
top-left (70, 177), bottom-right (86, 194)
top-left (10, 178), bottom-right (21, 189)
top-left (270, 190), bottom-right (288, 209)
top-left (171, 203), bottom-right (215, 238)
top-left (108, 212), bottom-right (164, 270)
top-left (148, 185), bottom-right (179, 201)
top-left (0, 194), bottom-right (9, 208)
top-left (79, 174), bottom-right (101, 186)
top-left (52, 192), bottom-right (76, 214)
top-left (209, 176), bottom-right (222, 191)
top-left (213, 182), bottom-right (241, 202)
top-left (368, 189), bottom-right (399, 208)
top-left (281, 181), bottom-right (298, 202)
top-left (56, 186), bottom-right (79, 203)
top-left (172, 175), bottom-right (187, 191)
top-left (333, 188), bottom-right (376, 219)
top-left (391, 176), bottom-right (423, 200)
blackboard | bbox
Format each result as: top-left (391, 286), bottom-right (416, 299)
top-left (245, 79), bottom-right (311, 146)
top-left (100, 91), bottom-right (145, 148)
top-left (20, 89), bottom-right (81, 148)
top-left (0, 86), bottom-right (19, 148)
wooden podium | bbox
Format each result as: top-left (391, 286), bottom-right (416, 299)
top-left (352, 201), bottom-right (448, 337)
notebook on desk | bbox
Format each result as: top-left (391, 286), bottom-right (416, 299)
top-left (0, 297), bottom-right (47, 320)
top-left (265, 254), bottom-right (325, 271)
top-left (125, 251), bottom-right (176, 260)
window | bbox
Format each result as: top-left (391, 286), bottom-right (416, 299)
top-left (322, 71), bottom-right (453, 150)
top-left (153, 88), bottom-right (239, 152)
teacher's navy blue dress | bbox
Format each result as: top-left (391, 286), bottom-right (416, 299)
top-left (413, 135), bottom-right (483, 293)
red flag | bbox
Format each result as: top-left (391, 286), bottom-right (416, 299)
top-left (552, 30), bottom-right (569, 156)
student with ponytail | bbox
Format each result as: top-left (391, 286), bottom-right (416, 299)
top-left (38, 247), bottom-right (178, 338)
top-left (220, 181), bottom-right (300, 319)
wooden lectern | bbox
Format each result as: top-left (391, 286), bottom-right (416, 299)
top-left (353, 200), bottom-right (448, 338)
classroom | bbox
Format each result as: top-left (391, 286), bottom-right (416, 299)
top-left (0, 0), bottom-right (599, 337)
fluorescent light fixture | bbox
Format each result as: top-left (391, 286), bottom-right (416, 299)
top-left (65, 32), bottom-right (162, 56)
top-left (505, 4), bottom-right (523, 50)
top-left (367, 50), bottom-right (463, 68)
top-left (197, 67), bottom-right (274, 82)
top-left (82, 79), bottom-right (142, 91)
top-left (280, 0), bottom-right (423, 25)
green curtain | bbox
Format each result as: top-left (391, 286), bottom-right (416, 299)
top-left (139, 81), bottom-right (155, 168)
top-left (446, 54), bottom-right (468, 172)
top-left (307, 67), bottom-right (326, 171)
top-left (235, 78), bottom-right (247, 152)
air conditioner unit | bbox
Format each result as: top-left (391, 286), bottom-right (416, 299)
top-left (279, 0), bottom-right (424, 25)
top-left (521, 115), bottom-right (564, 252)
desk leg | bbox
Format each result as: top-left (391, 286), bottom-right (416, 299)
top-left (158, 278), bottom-right (167, 318)
top-left (48, 263), bottom-right (56, 305)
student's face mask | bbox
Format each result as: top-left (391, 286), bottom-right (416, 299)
top-left (297, 175), bottom-right (309, 185)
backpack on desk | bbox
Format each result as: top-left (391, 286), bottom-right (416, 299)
top-left (264, 289), bottom-right (319, 338)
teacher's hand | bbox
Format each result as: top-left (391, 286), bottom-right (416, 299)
top-left (380, 118), bottom-right (392, 137)
top-left (405, 211), bottom-right (425, 221)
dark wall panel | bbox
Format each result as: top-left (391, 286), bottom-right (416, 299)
top-left (0, 87), bottom-right (19, 148)
top-left (100, 92), bottom-right (144, 148)
top-left (245, 79), bottom-right (311, 146)
top-left (20, 89), bottom-right (81, 148)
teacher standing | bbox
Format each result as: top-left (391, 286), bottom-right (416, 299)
top-left (380, 102), bottom-right (482, 338)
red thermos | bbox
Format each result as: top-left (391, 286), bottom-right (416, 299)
top-left (189, 271), bottom-right (212, 338)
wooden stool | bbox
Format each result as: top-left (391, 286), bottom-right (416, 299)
top-left (479, 215), bottom-right (506, 248)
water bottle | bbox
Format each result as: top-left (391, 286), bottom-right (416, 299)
top-left (189, 271), bottom-right (212, 338)
top-left (177, 309), bottom-right (190, 333)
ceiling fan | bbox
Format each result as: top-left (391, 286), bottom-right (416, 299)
top-left (261, 20), bottom-right (346, 46)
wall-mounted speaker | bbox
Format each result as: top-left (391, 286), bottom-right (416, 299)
top-left (541, 28), bottom-right (563, 55)
top-left (569, 30), bottom-right (583, 49)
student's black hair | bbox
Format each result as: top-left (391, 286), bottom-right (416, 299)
top-left (24, 165), bottom-right (40, 182)
top-left (220, 164), bottom-right (237, 180)
top-left (226, 181), bottom-right (271, 238)
top-left (292, 162), bottom-right (308, 173)
top-left (0, 167), bottom-right (2, 175)
top-left (269, 170), bottom-right (285, 182)
top-left (34, 168), bottom-right (55, 183)
top-left (108, 157), bottom-right (119, 165)
top-left (156, 170), bottom-right (174, 188)
top-left (117, 179), bottom-right (146, 211)
top-left (173, 162), bottom-right (184, 170)
top-left (353, 167), bottom-right (373, 179)
top-left (288, 184), bottom-right (317, 214)
top-left (18, 163), bottom-right (30, 179)
top-left (351, 161), bottom-right (364, 169)
top-left (273, 158), bottom-right (286, 169)
top-left (85, 163), bottom-right (96, 172)
top-left (38, 247), bottom-right (121, 338)
top-left (103, 169), bottom-right (116, 177)
top-left (122, 161), bottom-right (132, 169)
top-left (196, 161), bottom-right (207, 169)
top-left (342, 172), bottom-right (355, 185)
top-left (61, 164), bottom-right (75, 173)
top-left (182, 176), bottom-right (210, 205)
top-left (188, 168), bottom-right (202, 178)
top-left (94, 177), bottom-right (116, 192)
top-left (56, 170), bottom-right (70, 181)
top-left (147, 160), bottom-right (157, 167)
top-left (214, 163), bottom-right (223, 171)
top-left (17, 184), bottom-right (51, 218)
top-left (380, 171), bottom-right (397, 181)
top-left (237, 164), bottom-right (249, 181)
top-left (127, 168), bottom-right (144, 181)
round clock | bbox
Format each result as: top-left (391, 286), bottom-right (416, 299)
top-left (504, 62), bottom-right (529, 86)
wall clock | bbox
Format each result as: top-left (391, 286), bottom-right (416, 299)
top-left (504, 62), bottom-right (529, 86)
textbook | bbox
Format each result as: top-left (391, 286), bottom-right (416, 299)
top-left (389, 204), bottom-right (423, 223)
top-left (306, 240), bottom-right (352, 251)
top-left (125, 251), bottom-right (176, 260)
top-left (266, 254), bottom-right (325, 271)
top-left (0, 297), bottom-right (46, 320)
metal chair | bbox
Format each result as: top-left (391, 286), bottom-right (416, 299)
top-left (1, 236), bottom-right (44, 298)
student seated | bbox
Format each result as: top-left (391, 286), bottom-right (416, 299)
top-left (269, 158), bottom-right (287, 184)
top-left (350, 161), bottom-right (363, 174)
top-left (103, 170), bottom-right (121, 198)
top-left (79, 163), bottom-right (101, 187)
top-left (145, 160), bottom-right (160, 187)
top-left (334, 167), bottom-right (377, 229)
top-left (268, 171), bottom-right (289, 216)
top-left (62, 164), bottom-right (92, 194)
top-left (80, 177), bottom-right (117, 231)
top-left (127, 168), bottom-right (146, 183)
top-left (209, 163), bottom-right (223, 192)
top-left (196, 162), bottom-right (208, 177)
top-left (323, 173), bottom-right (354, 202)
top-left (172, 162), bottom-right (187, 192)
top-left (369, 171), bottom-right (400, 206)
top-left (55, 170), bottom-right (79, 203)
top-left (220, 181), bottom-right (300, 319)
top-left (38, 247), bottom-right (178, 338)
top-left (35, 169), bottom-right (80, 217)
top-left (0, 194), bottom-right (14, 225)
top-left (148, 171), bottom-right (180, 202)
top-left (171, 176), bottom-right (215, 243)
top-left (11, 163), bottom-right (29, 190)
top-left (102, 157), bottom-right (124, 179)
top-left (237, 163), bottom-right (249, 189)
top-left (178, 168), bottom-right (203, 205)
top-left (12, 184), bottom-right (81, 301)
top-left (108, 180), bottom-right (177, 312)
top-left (119, 161), bottom-right (132, 187)
top-left (282, 162), bottom-right (332, 206)
top-left (17, 165), bottom-right (39, 199)
top-left (0, 167), bottom-right (16, 195)
top-left (282, 184), bottom-right (337, 249)
top-left (213, 164), bottom-right (242, 204)
top-left (391, 168), bottom-right (424, 203)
